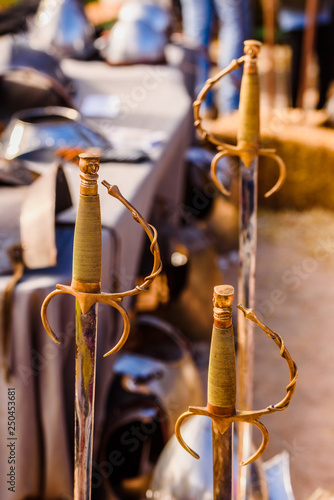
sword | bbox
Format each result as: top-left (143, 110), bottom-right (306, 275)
top-left (193, 40), bottom-right (287, 498)
top-left (175, 284), bottom-right (297, 499)
top-left (41, 152), bottom-right (162, 500)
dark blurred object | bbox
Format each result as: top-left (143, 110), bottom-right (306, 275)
top-left (0, 36), bottom-right (74, 121)
top-left (27, 0), bottom-right (97, 60)
top-left (0, 106), bottom-right (110, 162)
top-left (93, 314), bottom-right (204, 500)
top-left (0, 0), bottom-right (39, 35)
top-left (183, 146), bottom-right (234, 221)
top-left (100, 147), bottom-right (150, 163)
top-left (136, 224), bottom-right (190, 308)
top-left (138, 223), bottom-right (225, 341)
top-left (278, 0), bottom-right (334, 109)
top-left (0, 158), bottom-right (38, 186)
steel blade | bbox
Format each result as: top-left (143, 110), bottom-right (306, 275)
top-left (237, 156), bottom-right (258, 500)
top-left (74, 300), bottom-right (98, 500)
top-left (212, 422), bottom-right (233, 499)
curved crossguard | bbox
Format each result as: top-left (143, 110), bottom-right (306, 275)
top-left (41, 152), bottom-right (162, 357)
top-left (175, 285), bottom-right (297, 466)
top-left (193, 40), bottom-right (286, 197)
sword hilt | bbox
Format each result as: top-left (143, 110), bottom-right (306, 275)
top-left (193, 39), bottom-right (286, 197)
top-left (175, 285), bottom-right (298, 466)
top-left (41, 152), bottom-right (162, 357)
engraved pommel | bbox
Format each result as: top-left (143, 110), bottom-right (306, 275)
top-left (244, 39), bottom-right (262, 60)
top-left (213, 284), bottom-right (234, 328)
top-left (78, 152), bottom-right (100, 196)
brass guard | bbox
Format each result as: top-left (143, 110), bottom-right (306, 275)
top-left (175, 306), bottom-right (298, 466)
top-left (41, 183), bottom-right (162, 357)
top-left (193, 53), bottom-right (287, 198)
top-left (211, 146), bottom-right (287, 198)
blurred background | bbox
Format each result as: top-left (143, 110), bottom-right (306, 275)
top-left (0, 1), bottom-right (334, 499)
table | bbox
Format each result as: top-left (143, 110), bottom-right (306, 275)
top-left (0, 59), bottom-right (193, 499)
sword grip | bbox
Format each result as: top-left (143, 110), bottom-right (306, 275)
top-left (73, 195), bottom-right (102, 285)
top-left (72, 153), bottom-right (102, 290)
top-left (208, 285), bottom-right (236, 413)
top-left (208, 324), bottom-right (236, 412)
top-left (237, 40), bottom-right (261, 162)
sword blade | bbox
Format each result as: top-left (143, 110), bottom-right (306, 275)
top-left (237, 156), bottom-right (258, 499)
top-left (74, 301), bottom-right (98, 500)
top-left (212, 422), bottom-right (233, 500)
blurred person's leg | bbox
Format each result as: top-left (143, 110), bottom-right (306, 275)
top-left (285, 28), bottom-right (303, 107)
top-left (316, 21), bottom-right (334, 109)
top-left (214, 0), bottom-right (251, 114)
top-left (179, 0), bottom-right (215, 111)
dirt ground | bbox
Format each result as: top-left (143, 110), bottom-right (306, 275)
top-left (221, 208), bottom-right (334, 500)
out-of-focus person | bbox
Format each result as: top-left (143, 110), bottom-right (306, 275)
top-left (179, 0), bottom-right (252, 117)
top-left (278, 0), bottom-right (334, 109)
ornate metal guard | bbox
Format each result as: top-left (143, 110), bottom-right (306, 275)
top-left (175, 285), bottom-right (297, 497)
top-left (193, 40), bottom-right (286, 196)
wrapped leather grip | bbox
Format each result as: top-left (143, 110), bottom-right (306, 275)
top-left (72, 194), bottom-right (102, 285)
top-left (237, 70), bottom-right (260, 147)
top-left (208, 324), bottom-right (236, 409)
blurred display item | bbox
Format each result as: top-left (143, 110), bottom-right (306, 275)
top-left (28, 0), bottom-right (96, 60)
top-left (0, 106), bottom-right (110, 162)
top-left (0, 158), bottom-right (38, 186)
top-left (94, 314), bottom-right (204, 499)
top-left (0, 164), bottom-right (71, 274)
top-left (0, 165), bottom-right (71, 380)
top-left (99, 0), bottom-right (169, 65)
top-left (85, 1), bottom-right (123, 27)
top-left (0, 0), bottom-right (39, 36)
top-left (148, 417), bottom-right (266, 500)
top-left (101, 19), bottom-right (167, 65)
top-left (0, 36), bottom-right (74, 120)
top-left (118, 0), bottom-right (170, 33)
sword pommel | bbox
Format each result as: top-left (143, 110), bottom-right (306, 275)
top-left (243, 39), bottom-right (262, 59)
top-left (79, 151), bottom-right (100, 174)
top-left (78, 151), bottom-right (100, 196)
top-left (213, 285), bottom-right (234, 328)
